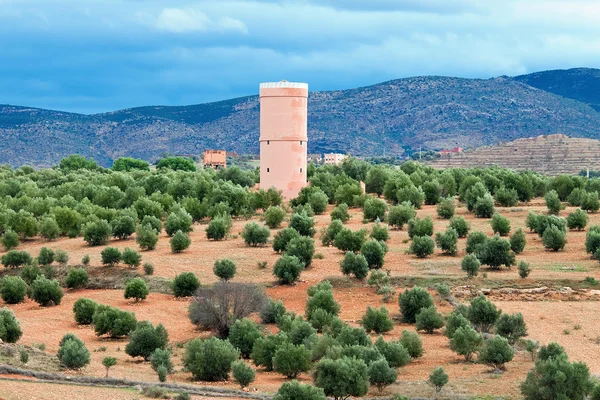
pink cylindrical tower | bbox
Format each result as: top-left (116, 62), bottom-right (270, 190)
top-left (259, 81), bottom-right (308, 199)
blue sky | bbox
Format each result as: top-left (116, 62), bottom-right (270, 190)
top-left (1, 0), bottom-right (600, 114)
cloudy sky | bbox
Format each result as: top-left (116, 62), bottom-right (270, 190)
top-left (1, 0), bottom-right (600, 113)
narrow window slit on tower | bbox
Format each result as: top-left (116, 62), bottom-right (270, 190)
top-left (267, 168), bottom-right (270, 172)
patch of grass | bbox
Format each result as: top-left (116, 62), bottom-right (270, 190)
top-left (314, 253), bottom-right (324, 260)
top-left (543, 264), bottom-right (589, 273)
top-left (94, 346), bottom-right (107, 352)
top-left (574, 324), bottom-right (582, 330)
top-left (563, 329), bottom-right (571, 335)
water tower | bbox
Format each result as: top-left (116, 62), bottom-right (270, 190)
top-left (259, 81), bottom-right (308, 199)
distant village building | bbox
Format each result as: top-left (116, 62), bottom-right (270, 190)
top-left (439, 147), bottom-right (464, 156)
top-left (324, 153), bottom-right (347, 165)
top-left (308, 154), bottom-right (323, 164)
top-left (203, 150), bottom-right (227, 170)
top-left (259, 81), bottom-right (308, 199)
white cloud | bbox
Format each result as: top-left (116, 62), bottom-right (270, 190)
top-left (153, 7), bottom-right (247, 34)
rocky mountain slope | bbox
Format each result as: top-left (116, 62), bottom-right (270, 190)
top-left (515, 68), bottom-right (600, 111)
top-left (2, 69), bottom-right (600, 167)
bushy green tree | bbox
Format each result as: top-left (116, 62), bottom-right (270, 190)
top-left (136, 223), bottom-right (159, 251)
top-left (150, 348), bottom-right (173, 375)
top-left (521, 352), bottom-right (592, 400)
top-left (184, 337), bottom-right (239, 381)
top-left (368, 358), bottom-right (397, 392)
top-left (363, 197), bottom-right (387, 222)
top-left (65, 267), bottom-right (88, 289)
top-left (1, 230), bottom-right (19, 250)
top-left (213, 259), bottom-right (236, 281)
top-left (111, 215), bottom-right (136, 240)
top-left (476, 235), bottom-right (515, 270)
top-left (92, 305), bottom-right (137, 337)
top-left (510, 228), bottom-right (526, 254)
top-left (165, 208), bottom-right (193, 236)
top-left (340, 251), bottom-right (369, 280)
top-left (330, 203), bottom-right (350, 223)
top-left (31, 275), bottom-right (63, 306)
top-left (450, 326), bottom-right (482, 361)
top-left (172, 272), bottom-right (200, 297)
top-left (0, 308), bottom-right (22, 343)
top-left (231, 360), bottom-right (256, 388)
top-left (407, 217), bottom-right (433, 238)
top-left (273, 380), bottom-right (326, 400)
top-left (289, 212), bottom-right (316, 237)
top-left (478, 335), bottom-right (514, 370)
top-left (170, 230), bottom-right (191, 253)
top-left (396, 185), bottom-right (424, 209)
top-left (102, 356), bottom-right (117, 378)
top-left (495, 312), bottom-right (527, 344)
top-left (39, 216), bottom-right (60, 241)
top-left (251, 333), bottom-right (288, 371)
top-left (445, 309), bottom-right (471, 338)
top-left (273, 342), bottom-right (312, 379)
top-left (388, 202), bottom-right (416, 230)
top-left (582, 192), bottom-right (600, 213)
top-left (274, 228), bottom-right (301, 252)
top-left (473, 194), bottom-right (495, 218)
top-left (399, 287), bottom-right (434, 323)
top-left (58, 334), bottom-right (90, 369)
top-left (545, 190), bottom-right (563, 215)
top-left (37, 247), bottom-right (55, 266)
top-left (1, 250), bottom-right (32, 269)
top-left (374, 336), bottom-right (410, 368)
top-left (361, 306), bottom-right (393, 334)
top-left (125, 321), bottom-right (168, 360)
top-left (435, 228), bottom-right (458, 255)
top-left (274, 255), bottom-right (304, 284)
top-left (461, 254), bottom-right (480, 278)
top-left (361, 239), bottom-right (385, 268)
top-left (228, 318), bottom-right (263, 358)
top-left (73, 298), bottom-right (97, 325)
top-left (542, 225), bottom-right (567, 251)
top-left (265, 206), bottom-right (286, 228)
top-left (313, 357), bottom-right (369, 400)
top-left (449, 216), bottom-right (470, 238)
top-left (409, 235), bottom-right (435, 258)
top-left (567, 208), bottom-right (589, 230)
top-left (495, 186), bottom-right (519, 207)
top-left (285, 236), bottom-right (315, 267)
top-left (436, 198), bottom-right (455, 219)
top-left (206, 214), bottom-right (232, 240)
top-left (370, 221), bottom-right (389, 242)
top-left (491, 213), bottom-right (511, 236)
top-left (0, 276), bottom-right (27, 304)
top-left (260, 299), bottom-right (287, 324)
top-left (124, 277), bottom-right (149, 302)
top-left (241, 222), bottom-right (270, 247)
top-left (333, 228), bottom-right (367, 252)
top-left (429, 367), bottom-right (449, 394)
top-left (466, 231), bottom-right (488, 254)
top-left (415, 306), bottom-right (444, 334)
top-left (400, 329), bottom-right (424, 358)
top-left (468, 295), bottom-right (501, 333)
top-left (83, 220), bottom-right (112, 246)
top-left (518, 261), bottom-right (531, 279)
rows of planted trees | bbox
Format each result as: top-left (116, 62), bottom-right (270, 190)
top-left (1, 154), bottom-right (600, 398)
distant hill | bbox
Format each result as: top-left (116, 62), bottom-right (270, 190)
top-left (515, 68), bottom-right (600, 111)
top-left (428, 134), bottom-right (600, 175)
top-left (2, 69), bottom-right (600, 167)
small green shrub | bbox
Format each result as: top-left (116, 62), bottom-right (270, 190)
top-left (478, 335), bottom-right (514, 370)
top-left (37, 247), bottom-right (55, 266)
top-left (0, 276), bottom-right (27, 304)
top-left (265, 206), bottom-right (285, 228)
top-left (1, 250), bottom-right (32, 269)
top-left (435, 228), bottom-right (458, 255)
top-left (409, 235), bottom-right (435, 258)
top-left (144, 262), bottom-right (154, 275)
top-left (399, 287), bottom-right (433, 323)
top-left (399, 330), bottom-right (423, 358)
top-left (31, 276), bottom-right (63, 306)
top-left (518, 261), bottom-right (531, 279)
top-left (241, 222), bottom-right (270, 247)
top-left (183, 337), bottom-right (240, 381)
top-left (449, 216), bottom-right (470, 238)
top-left (415, 306), bottom-right (445, 334)
top-left (436, 198), bottom-right (455, 219)
top-left (361, 306), bottom-right (393, 334)
top-left (170, 230), bottom-right (191, 253)
top-left (124, 277), bottom-right (149, 302)
top-left (274, 228), bottom-right (301, 252)
top-left (232, 359), bottom-right (256, 388)
top-left (73, 298), bottom-right (97, 325)
top-left (65, 268), bottom-right (88, 289)
top-left (388, 202), bottom-right (416, 230)
top-left (330, 203), bottom-right (350, 223)
top-left (461, 254), bottom-right (480, 278)
top-left (58, 334), bottom-right (90, 369)
top-left (273, 255), bottom-right (304, 284)
top-left (340, 251), bottom-right (369, 280)
top-left (491, 213), bottom-right (511, 236)
top-left (100, 247), bottom-right (121, 267)
top-left (213, 259), bottom-right (236, 281)
top-left (122, 248), bottom-right (142, 268)
top-left (407, 217), bottom-right (433, 238)
top-left (510, 228), bottom-right (526, 254)
top-left (172, 272), bottom-right (200, 297)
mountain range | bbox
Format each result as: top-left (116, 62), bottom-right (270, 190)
top-left (2, 68), bottom-right (600, 167)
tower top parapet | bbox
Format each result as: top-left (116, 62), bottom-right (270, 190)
top-left (260, 81), bottom-right (308, 90)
